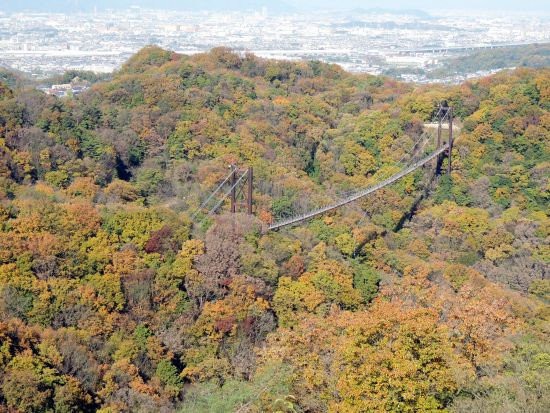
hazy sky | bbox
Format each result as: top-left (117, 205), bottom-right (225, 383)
top-left (288, 0), bottom-right (550, 11)
top-left (1, 0), bottom-right (549, 12)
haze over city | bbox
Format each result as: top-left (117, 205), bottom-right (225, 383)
top-left (2, 0), bottom-right (550, 12)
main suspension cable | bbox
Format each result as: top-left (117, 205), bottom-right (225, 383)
top-left (191, 170), bottom-right (235, 220)
top-left (198, 170), bottom-right (248, 224)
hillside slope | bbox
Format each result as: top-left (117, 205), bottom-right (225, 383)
top-left (0, 47), bottom-right (548, 412)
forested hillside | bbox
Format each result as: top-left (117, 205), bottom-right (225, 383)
top-left (0, 46), bottom-right (548, 412)
top-left (385, 43), bottom-right (550, 81)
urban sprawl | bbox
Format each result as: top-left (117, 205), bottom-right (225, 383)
top-left (1, 7), bottom-right (549, 83)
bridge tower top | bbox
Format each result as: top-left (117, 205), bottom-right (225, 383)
top-left (436, 102), bottom-right (454, 174)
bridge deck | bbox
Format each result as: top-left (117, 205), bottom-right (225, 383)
top-left (268, 144), bottom-right (449, 231)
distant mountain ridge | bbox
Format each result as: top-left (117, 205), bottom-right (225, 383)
top-left (0, 0), bottom-right (294, 13)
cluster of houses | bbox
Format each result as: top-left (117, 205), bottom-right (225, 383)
top-left (39, 77), bottom-right (89, 97)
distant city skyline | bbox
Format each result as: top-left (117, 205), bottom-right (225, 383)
top-left (1, 0), bottom-right (549, 13)
top-left (1, 3), bottom-right (548, 81)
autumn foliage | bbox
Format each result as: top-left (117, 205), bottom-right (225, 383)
top-left (0, 47), bottom-right (548, 412)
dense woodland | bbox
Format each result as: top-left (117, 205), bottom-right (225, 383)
top-left (0, 46), bottom-right (548, 412)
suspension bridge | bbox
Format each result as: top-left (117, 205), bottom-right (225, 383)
top-left (191, 104), bottom-right (456, 231)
